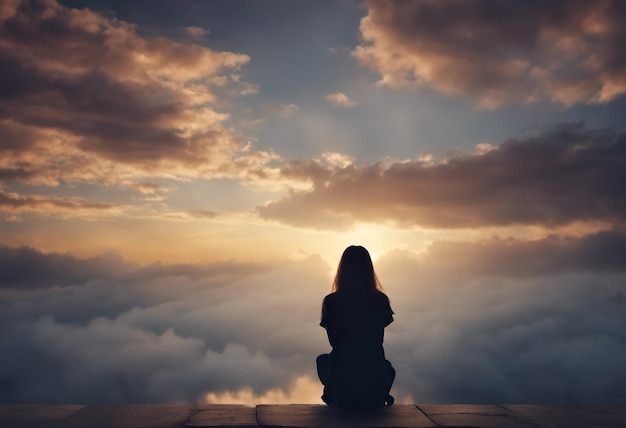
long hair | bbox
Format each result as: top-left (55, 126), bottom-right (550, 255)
top-left (332, 245), bottom-right (382, 294)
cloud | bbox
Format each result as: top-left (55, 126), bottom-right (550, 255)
top-left (374, 241), bottom-right (626, 404)
top-left (0, 247), bottom-right (331, 403)
top-left (273, 104), bottom-right (300, 118)
top-left (258, 123), bottom-right (626, 229)
top-left (203, 376), bottom-right (323, 405)
top-left (0, 246), bottom-right (124, 290)
top-left (0, 244), bottom-right (625, 404)
top-left (0, 188), bottom-right (119, 217)
top-left (324, 92), bottom-right (357, 108)
top-left (261, 103), bottom-right (300, 120)
top-left (385, 272), bottom-right (626, 404)
top-left (183, 26), bottom-right (208, 38)
top-left (188, 209), bottom-right (219, 219)
top-left (0, 245), bottom-right (268, 291)
top-left (0, 0), bottom-right (273, 190)
top-left (423, 229), bottom-right (626, 277)
top-left (354, 0), bottom-right (626, 108)
top-left (371, 229), bottom-right (626, 292)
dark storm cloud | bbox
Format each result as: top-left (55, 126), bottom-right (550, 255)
top-left (259, 123), bottom-right (626, 229)
top-left (0, 0), bottom-right (264, 188)
top-left (354, 0), bottom-right (626, 107)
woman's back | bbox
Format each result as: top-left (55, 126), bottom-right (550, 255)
top-left (321, 290), bottom-right (393, 356)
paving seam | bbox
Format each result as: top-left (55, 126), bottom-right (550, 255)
top-left (186, 402), bottom-right (198, 426)
top-left (497, 404), bottom-right (544, 428)
top-left (56, 405), bottom-right (88, 425)
top-left (413, 405), bottom-right (439, 427)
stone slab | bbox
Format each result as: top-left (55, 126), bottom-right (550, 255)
top-left (503, 404), bottom-right (626, 428)
top-left (2, 404), bottom-right (626, 428)
top-left (583, 404), bottom-right (626, 422)
top-left (355, 405), bottom-right (435, 428)
top-left (187, 404), bottom-right (258, 427)
top-left (60, 404), bottom-right (193, 428)
top-left (257, 404), bottom-right (355, 428)
top-left (417, 404), bottom-right (525, 427)
top-left (0, 405), bottom-right (85, 428)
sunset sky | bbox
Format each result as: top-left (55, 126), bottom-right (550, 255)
top-left (1, 0), bottom-right (626, 405)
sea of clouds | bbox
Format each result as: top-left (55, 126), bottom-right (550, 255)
top-left (1, 242), bottom-right (625, 404)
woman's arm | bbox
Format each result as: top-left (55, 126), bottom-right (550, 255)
top-left (326, 326), bottom-right (340, 348)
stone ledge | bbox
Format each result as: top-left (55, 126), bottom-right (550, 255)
top-left (1, 404), bottom-right (625, 428)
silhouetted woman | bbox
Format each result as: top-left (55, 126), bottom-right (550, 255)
top-left (316, 245), bottom-right (395, 408)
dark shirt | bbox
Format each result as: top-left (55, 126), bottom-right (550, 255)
top-left (320, 290), bottom-right (393, 361)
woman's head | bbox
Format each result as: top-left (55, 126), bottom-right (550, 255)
top-left (332, 245), bottom-right (382, 293)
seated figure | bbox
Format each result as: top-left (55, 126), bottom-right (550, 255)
top-left (317, 245), bottom-right (395, 408)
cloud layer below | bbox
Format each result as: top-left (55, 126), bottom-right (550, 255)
top-left (1, 240), bottom-right (625, 404)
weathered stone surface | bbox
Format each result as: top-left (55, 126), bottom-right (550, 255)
top-left (0, 405), bottom-right (85, 428)
top-left (187, 404), bottom-right (258, 427)
top-left (257, 404), bottom-right (354, 428)
top-left (582, 405), bottom-right (626, 427)
top-left (504, 404), bottom-right (626, 428)
top-left (417, 404), bottom-right (527, 427)
top-left (355, 405), bottom-right (435, 428)
top-left (2, 404), bottom-right (626, 427)
top-left (60, 404), bottom-right (193, 428)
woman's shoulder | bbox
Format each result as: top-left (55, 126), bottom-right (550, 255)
top-left (324, 291), bottom-right (389, 306)
top-left (374, 291), bottom-right (393, 312)
top-left (374, 290), bottom-right (390, 302)
top-left (322, 292), bottom-right (337, 305)
top-left (322, 292), bottom-right (350, 309)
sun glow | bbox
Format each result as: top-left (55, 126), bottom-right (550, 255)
top-left (316, 223), bottom-right (433, 266)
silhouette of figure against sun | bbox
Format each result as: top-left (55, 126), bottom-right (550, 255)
top-left (317, 245), bottom-right (395, 408)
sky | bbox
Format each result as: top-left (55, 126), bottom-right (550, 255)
top-left (1, 0), bottom-right (626, 405)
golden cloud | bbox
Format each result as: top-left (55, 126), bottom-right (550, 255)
top-left (0, 187), bottom-right (120, 217)
top-left (354, 0), bottom-right (626, 108)
top-left (0, 0), bottom-right (274, 191)
top-left (258, 123), bottom-right (626, 229)
top-left (324, 92), bottom-right (357, 108)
